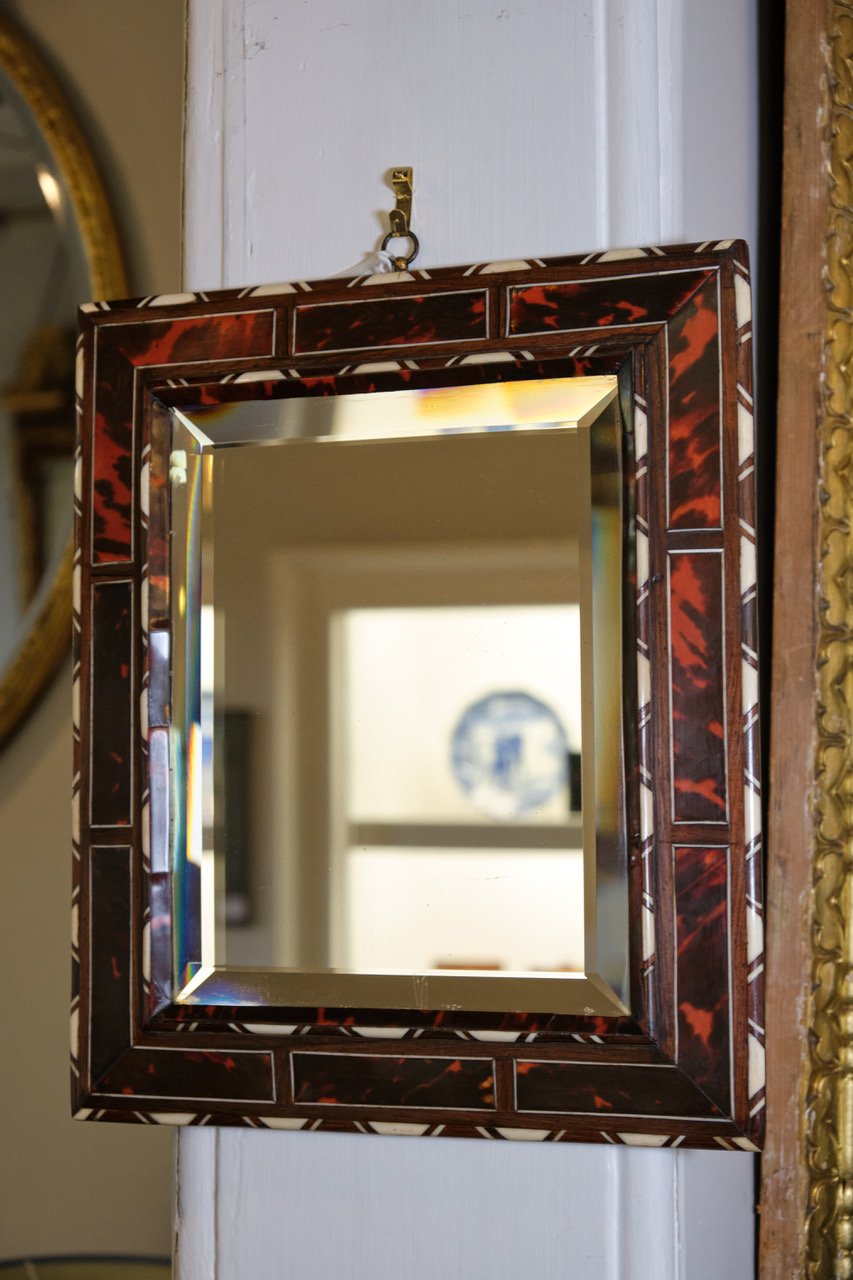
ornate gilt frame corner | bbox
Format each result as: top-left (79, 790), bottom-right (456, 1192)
top-left (0, 14), bottom-right (128, 745)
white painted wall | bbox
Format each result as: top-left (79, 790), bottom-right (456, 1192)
top-left (178, 2), bottom-right (759, 1276)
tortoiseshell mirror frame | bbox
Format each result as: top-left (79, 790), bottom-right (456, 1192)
top-left (72, 241), bottom-right (763, 1149)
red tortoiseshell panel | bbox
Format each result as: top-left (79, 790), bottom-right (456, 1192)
top-left (90, 581), bottom-right (133, 825)
top-left (291, 1053), bottom-right (496, 1109)
top-left (91, 393), bottom-right (133, 563)
top-left (293, 290), bottom-right (488, 354)
top-left (514, 1060), bottom-right (722, 1117)
top-left (89, 847), bottom-right (132, 1082)
top-left (90, 314), bottom-right (274, 563)
top-left (507, 270), bottom-right (713, 337)
top-left (96, 1049), bottom-right (275, 1101)
top-left (668, 551), bottom-right (727, 824)
top-left (674, 845), bottom-right (731, 1111)
top-left (667, 273), bottom-right (722, 529)
top-left (116, 311), bottom-right (275, 367)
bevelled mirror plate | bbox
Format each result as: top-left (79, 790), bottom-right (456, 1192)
top-left (169, 376), bottom-right (628, 1016)
top-left (74, 242), bottom-right (764, 1150)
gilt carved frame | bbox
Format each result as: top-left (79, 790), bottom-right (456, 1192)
top-left (72, 242), bottom-right (763, 1148)
top-left (763, 0), bottom-right (853, 1275)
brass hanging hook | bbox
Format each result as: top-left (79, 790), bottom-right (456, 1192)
top-left (381, 166), bottom-right (419, 269)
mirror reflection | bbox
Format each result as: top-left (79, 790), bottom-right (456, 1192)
top-left (170, 375), bottom-right (629, 1013)
top-left (0, 68), bottom-right (88, 672)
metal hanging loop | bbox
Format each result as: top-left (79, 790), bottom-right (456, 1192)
top-left (380, 228), bottom-right (419, 270)
top-left (382, 166), bottom-right (418, 268)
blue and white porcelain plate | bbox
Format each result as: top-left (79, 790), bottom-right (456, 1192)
top-left (451, 690), bottom-right (568, 820)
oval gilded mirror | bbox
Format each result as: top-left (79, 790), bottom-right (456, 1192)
top-left (0, 15), bottom-right (127, 744)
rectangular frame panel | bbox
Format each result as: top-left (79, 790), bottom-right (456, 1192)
top-left (73, 241), bottom-right (763, 1149)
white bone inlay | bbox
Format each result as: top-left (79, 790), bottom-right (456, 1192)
top-left (634, 404), bottom-right (648, 460)
top-left (598, 248), bottom-right (649, 261)
top-left (468, 1030), bottom-right (523, 1043)
top-left (743, 784), bottom-right (762, 845)
top-left (147, 292), bottom-right (198, 306)
top-left (479, 259), bottom-right (532, 273)
top-left (460, 352), bottom-right (516, 364)
top-left (369, 1122), bottom-right (432, 1137)
top-left (642, 905), bottom-right (655, 960)
top-left (363, 271), bottom-right (415, 285)
top-left (737, 400), bottom-right (754, 466)
top-left (234, 370), bottom-right (285, 383)
top-left (637, 652), bottom-right (651, 707)
top-left (140, 462), bottom-right (150, 517)
top-left (734, 273), bottom-right (752, 327)
top-left (640, 784), bottom-right (654, 843)
top-left (739, 535), bottom-right (756, 595)
top-left (747, 903), bottom-right (764, 966)
top-left (748, 1033), bottom-right (766, 1094)
top-left (242, 1023), bottom-right (298, 1035)
top-left (494, 1127), bottom-right (552, 1141)
top-left (742, 660), bottom-right (758, 716)
top-left (636, 530), bottom-right (649, 587)
top-left (246, 282), bottom-right (297, 296)
top-left (351, 1027), bottom-right (408, 1040)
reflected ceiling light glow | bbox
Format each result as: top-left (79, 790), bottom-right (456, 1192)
top-left (35, 163), bottom-right (62, 214)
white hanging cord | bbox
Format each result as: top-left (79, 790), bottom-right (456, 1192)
top-left (328, 248), bottom-right (398, 278)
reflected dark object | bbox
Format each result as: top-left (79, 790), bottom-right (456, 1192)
top-left (568, 751), bottom-right (582, 814)
top-left (223, 709), bottom-right (254, 927)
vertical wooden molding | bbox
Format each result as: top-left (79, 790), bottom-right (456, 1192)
top-left (808, 2), bottom-right (853, 1275)
top-left (762, 0), bottom-right (830, 1276)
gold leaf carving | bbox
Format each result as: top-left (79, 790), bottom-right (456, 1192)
top-left (809, 3), bottom-right (853, 1274)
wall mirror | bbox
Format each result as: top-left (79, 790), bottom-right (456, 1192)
top-left (74, 242), bottom-right (764, 1149)
top-left (0, 15), bottom-right (126, 743)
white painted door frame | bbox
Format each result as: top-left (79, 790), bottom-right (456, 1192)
top-left (178, 3), bottom-right (759, 1276)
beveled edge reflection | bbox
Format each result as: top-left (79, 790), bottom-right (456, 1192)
top-left (176, 965), bottom-right (630, 1018)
